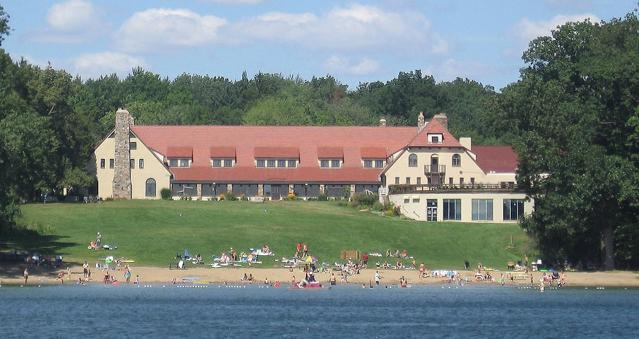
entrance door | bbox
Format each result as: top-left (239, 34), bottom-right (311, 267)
top-left (426, 199), bottom-right (438, 221)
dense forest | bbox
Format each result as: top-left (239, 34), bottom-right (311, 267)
top-left (1, 5), bottom-right (638, 269)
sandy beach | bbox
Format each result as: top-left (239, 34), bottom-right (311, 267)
top-left (2, 264), bottom-right (638, 287)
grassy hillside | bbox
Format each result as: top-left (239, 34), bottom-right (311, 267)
top-left (6, 200), bottom-right (536, 269)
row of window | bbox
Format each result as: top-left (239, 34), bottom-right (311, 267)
top-left (394, 176), bottom-right (477, 185)
top-left (256, 159), bottom-right (298, 168)
top-left (363, 159), bottom-right (385, 168)
top-left (425, 198), bottom-right (524, 221)
top-left (100, 158), bottom-right (145, 170)
top-left (408, 153), bottom-right (461, 168)
top-left (167, 158), bottom-right (386, 169)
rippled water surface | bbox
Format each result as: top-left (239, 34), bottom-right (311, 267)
top-left (1, 284), bottom-right (638, 338)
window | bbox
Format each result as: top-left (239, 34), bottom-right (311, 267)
top-left (412, 198), bottom-right (420, 203)
top-left (432, 136), bottom-right (440, 143)
top-left (139, 159), bottom-right (144, 169)
top-left (130, 142), bottom-right (137, 150)
top-left (449, 177), bottom-right (453, 185)
top-left (320, 160), bottom-right (330, 168)
top-left (404, 198), bottom-right (410, 204)
top-left (375, 160), bottom-right (384, 168)
top-left (405, 177), bottom-right (411, 184)
top-left (460, 177), bottom-right (464, 185)
top-left (364, 160), bottom-right (373, 168)
top-left (395, 177), bottom-right (400, 185)
top-left (416, 177), bottom-right (421, 185)
top-left (267, 159), bottom-right (276, 168)
top-left (503, 199), bottom-right (525, 221)
top-left (145, 178), bottom-right (156, 197)
top-left (213, 159), bottom-right (222, 167)
top-left (331, 160), bottom-right (341, 168)
top-left (169, 159), bottom-right (178, 167)
top-left (470, 177), bottom-right (475, 185)
top-left (288, 160), bottom-right (297, 168)
top-left (100, 159), bottom-right (105, 169)
top-left (443, 199), bottom-right (461, 220)
top-left (452, 154), bottom-right (461, 167)
top-left (169, 158), bottom-right (190, 167)
top-left (257, 159), bottom-right (265, 168)
top-left (179, 159), bottom-right (189, 167)
top-left (130, 159), bottom-right (135, 169)
top-left (224, 159), bottom-right (233, 167)
top-left (472, 199), bottom-right (493, 221)
top-left (109, 159), bottom-right (114, 169)
top-left (408, 154), bottom-right (418, 167)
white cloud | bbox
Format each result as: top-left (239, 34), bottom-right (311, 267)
top-left (516, 14), bottom-right (600, 42)
top-left (31, 0), bottom-right (104, 43)
top-left (47, 0), bottom-right (96, 31)
top-left (72, 52), bottom-right (146, 79)
top-left (231, 4), bottom-right (446, 54)
top-left (116, 8), bottom-right (227, 53)
top-left (324, 56), bottom-right (380, 76)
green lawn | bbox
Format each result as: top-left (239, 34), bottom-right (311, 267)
top-left (5, 200), bottom-right (536, 269)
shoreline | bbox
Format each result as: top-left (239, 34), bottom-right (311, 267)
top-left (1, 265), bottom-right (638, 288)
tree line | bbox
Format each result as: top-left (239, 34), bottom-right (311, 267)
top-left (1, 5), bottom-right (638, 269)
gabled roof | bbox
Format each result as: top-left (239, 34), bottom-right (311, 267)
top-left (317, 147), bottom-right (344, 159)
top-left (166, 146), bottom-right (193, 158)
top-left (407, 119), bottom-right (464, 148)
top-left (472, 146), bottom-right (518, 173)
top-left (360, 147), bottom-right (387, 159)
top-left (209, 146), bottom-right (236, 158)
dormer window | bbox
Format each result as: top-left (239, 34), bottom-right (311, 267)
top-left (428, 133), bottom-right (443, 144)
top-left (169, 158), bottom-right (191, 168)
top-left (212, 158), bottom-right (235, 168)
top-left (256, 158), bottom-right (298, 168)
top-left (320, 159), bottom-right (342, 168)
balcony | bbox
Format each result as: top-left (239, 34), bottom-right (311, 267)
top-left (388, 183), bottom-right (521, 195)
top-left (424, 165), bottom-right (446, 174)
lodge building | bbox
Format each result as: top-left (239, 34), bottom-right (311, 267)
top-left (94, 109), bottom-right (532, 223)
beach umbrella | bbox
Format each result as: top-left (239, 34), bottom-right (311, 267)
top-left (305, 256), bottom-right (313, 263)
top-left (105, 256), bottom-right (113, 265)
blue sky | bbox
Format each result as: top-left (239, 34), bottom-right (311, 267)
top-left (2, 0), bottom-right (636, 90)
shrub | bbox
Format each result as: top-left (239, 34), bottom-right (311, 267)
top-left (372, 201), bottom-right (384, 211)
top-left (160, 188), bottom-right (172, 200)
top-left (318, 193), bottom-right (328, 201)
top-left (223, 191), bottom-right (237, 201)
top-left (351, 193), bottom-right (378, 207)
top-left (239, 193), bottom-right (248, 201)
top-left (287, 192), bottom-right (296, 200)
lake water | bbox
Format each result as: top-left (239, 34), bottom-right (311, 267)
top-left (0, 284), bottom-right (637, 338)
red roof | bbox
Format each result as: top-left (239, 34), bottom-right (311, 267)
top-left (166, 146), bottom-right (193, 158)
top-left (360, 147), bottom-right (387, 159)
top-left (317, 147), bottom-right (344, 159)
top-left (472, 146), bottom-right (518, 173)
top-left (407, 119), bottom-right (464, 149)
top-left (254, 147), bottom-right (299, 158)
top-left (171, 167), bottom-right (381, 183)
top-left (209, 146), bottom-right (236, 158)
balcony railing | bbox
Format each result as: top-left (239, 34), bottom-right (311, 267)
top-left (424, 165), bottom-right (446, 174)
top-left (388, 183), bottom-right (521, 195)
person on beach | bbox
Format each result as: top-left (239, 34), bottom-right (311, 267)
top-left (104, 270), bottom-right (110, 284)
top-left (374, 271), bottom-right (381, 286)
top-left (124, 269), bottom-right (131, 283)
top-left (400, 276), bottom-right (408, 287)
top-left (134, 275), bottom-right (140, 285)
top-left (330, 273), bottom-right (337, 286)
top-left (303, 243), bottom-right (308, 257)
top-left (295, 242), bottom-right (302, 258)
top-left (23, 267), bottom-right (29, 285)
top-left (419, 263), bottom-right (426, 279)
top-left (83, 261), bottom-right (89, 278)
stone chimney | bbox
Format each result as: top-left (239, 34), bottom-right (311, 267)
top-left (417, 111), bottom-right (425, 131)
top-left (112, 108), bottom-right (132, 199)
top-left (433, 112), bottom-right (448, 130)
top-left (379, 117), bottom-right (387, 127)
top-left (460, 137), bottom-right (472, 150)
